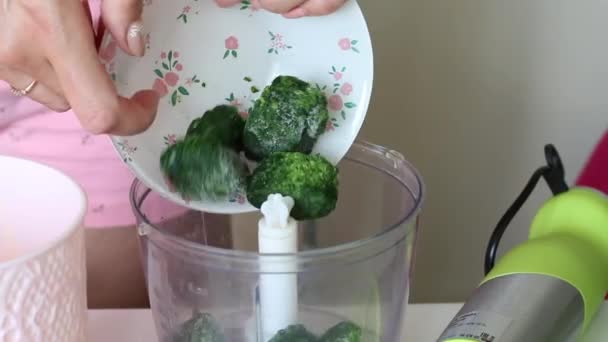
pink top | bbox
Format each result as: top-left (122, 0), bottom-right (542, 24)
top-left (577, 129), bottom-right (608, 195)
top-left (0, 0), bottom-right (136, 228)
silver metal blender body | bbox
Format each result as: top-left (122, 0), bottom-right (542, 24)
top-left (437, 273), bottom-right (583, 342)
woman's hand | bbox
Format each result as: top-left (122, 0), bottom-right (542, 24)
top-left (0, 0), bottom-right (159, 136)
top-left (215, 0), bottom-right (347, 18)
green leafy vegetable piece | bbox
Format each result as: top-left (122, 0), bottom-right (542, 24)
top-left (173, 312), bottom-right (225, 342)
top-left (268, 324), bottom-right (318, 342)
top-left (186, 104), bottom-right (245, 151)
top-left (246, 152), bottom-right (338, 220)
top-left (160, 136), bottom-right (248, 201)
top-left (243, 75), bottom-right (329, 161)
top-left (319, 322), bottom-right (362, 342)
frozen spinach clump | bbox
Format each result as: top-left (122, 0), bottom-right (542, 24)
top-left (243, 75), bottom-right (329, 161)
top-left (268, 324), bottom-right (318, 342)
top-left (160, 136), bottom-right (248, 201)
top-left (186, 104), bottom-right (245, 151)
top-left (246, 152), bottom-right (338, 220)
top-left (319, 322), bottom-right (362, 342)
top-left (173, 312), bottom-right (225, 342)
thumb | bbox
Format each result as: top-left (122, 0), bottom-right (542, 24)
top-left (101, 0), bottom-right (145, 57)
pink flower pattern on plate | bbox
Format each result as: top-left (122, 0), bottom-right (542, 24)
top-left (239, 0), bottom-right (261, 16)
top-left (164, 72), bottom-right (180, 87)
top-left (340, 82), bottom-right (353, 96)
top-left (328, 95), bottom-right (343, 112)
top-left (268, 31), bottom-right (292, 55)
top-left (163, 134), bottom-right (178, 146)
top-left (229, 188), bottom-right (247, 204)
top-left (338, 38), bottom-right (360, 53)
top-left (321, 66), bottom-right (358, 131)
top-left (153, 50), bottom-right (205, 106)
top-left (224, 36), bottom-right (239, 59)
top-left (177, 5), bottom-right (197, 23)
top-left (225, 92), bottom-right (253, 118)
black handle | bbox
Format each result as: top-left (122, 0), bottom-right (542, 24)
top-left (483, 144), bottom-right (569, 275)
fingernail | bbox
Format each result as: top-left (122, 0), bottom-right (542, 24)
top-left (127, 20), bottom-right (145, 57)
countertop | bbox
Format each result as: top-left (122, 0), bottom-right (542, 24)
top-left (87, 303), bottom-right (608, 341)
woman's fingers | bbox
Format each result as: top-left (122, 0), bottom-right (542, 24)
top-left (214, 0), bottom-right (242, 8)
top-left (0, 67), bottom-right (70, 112)
top-left (101, 0), bottom-right (145, 57)
top-left (44, 0), bottom-right (158, 135)
top-left (19, 59), bottom-right (65, 98)
top-left (215, 0), bottom-right (306, 13)
top-left (0, 0), bottom-right (158, 135)
top-left (217, 0), bottom-right (346, 17)
top-left (0, 1), bottom-right (68, 111)
top-left (258, 0), bottom-right (306, 13)
top-left (283, 0), bottom-right (346, 18)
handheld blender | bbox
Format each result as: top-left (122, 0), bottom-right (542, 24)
top-left (438, 143), bottom-right (608, 342)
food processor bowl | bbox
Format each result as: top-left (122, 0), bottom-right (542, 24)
top-left (130, 140), bottom-right (425, 342)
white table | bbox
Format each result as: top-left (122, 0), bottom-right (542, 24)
top-left (87, 303), bottom-right (608, 341)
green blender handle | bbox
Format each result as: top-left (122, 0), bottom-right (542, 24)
top-left (489, 187), bottom-right (608, 334)
top-left (440, 144), bottom-right (608, 342)
top-left (441, 188), bottom-right (608, 342)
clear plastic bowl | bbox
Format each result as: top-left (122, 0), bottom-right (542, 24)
top-left (130, 141), bottom-right (425, 342)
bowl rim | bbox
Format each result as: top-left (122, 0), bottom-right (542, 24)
top-left (0, 156), bottom-right (87, 270)
top-left (129, 140), bottom-right (425, 260)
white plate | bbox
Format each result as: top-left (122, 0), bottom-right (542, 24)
top-left (101, 0), bottom-right (374, 214)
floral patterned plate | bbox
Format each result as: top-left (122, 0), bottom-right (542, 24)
top-left (101, 0), bottom-right (373, 214)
